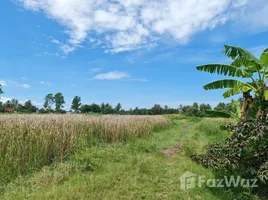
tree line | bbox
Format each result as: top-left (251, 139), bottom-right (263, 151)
top-left (0, 91), bottom-right (235, 116)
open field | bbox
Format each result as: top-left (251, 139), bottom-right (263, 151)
top-left (0, 115), bottom-right (257, 200)
top-left (0, 114), bottom-right (170, 185)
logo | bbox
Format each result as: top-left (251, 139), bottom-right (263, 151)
top-left (179, 171), bottom-right (258, 190)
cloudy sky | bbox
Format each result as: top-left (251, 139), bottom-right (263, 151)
top-left (1, 0), bottom-right (268, 109)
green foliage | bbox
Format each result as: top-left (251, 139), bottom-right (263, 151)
top-left (44, 93), bottom-right (54, 111)
top-left (54, 92), bottom-right (65, 113)
top-left (0, 117), bottom-right (246, 200)
top-left (260, 48), bottom-right (268, 66)
top-left (192, 116), bottom-right (268, 189)
top-left (205, 110), bottom-right (231, 118)
top-left (0, 99), bottom-right (38, 113)
top-left (196, 45), bottom-right (268, 105)
top-left (180, 102), bottom-right (212, 117)
top-left (71, 96), bottom-right (81, 113)
top-left (79, 102), bottom-right (179, 115)
top-left (196, 64), bottom-right (251, 77)
top-left (205, 101), bottom-right (241, 119)
top-left (203, 79), bottom-right (256, 98)
top-left (115, 103), bottom-right (122, 114)
top-left (248, 91), bottom-right (268, 118)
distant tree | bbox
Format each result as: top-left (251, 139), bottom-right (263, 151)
top-left (115, 103), bottom-right (122, 114)
top-left (179, 104), bottom-right (183, 112)
top-left (190, 103), bottom-right (199, 116)
top-left (192, 102), bottom-right (199, 110)
top-left (71, 96), bottom-right (81, 113)
top-left (54, 93), bottom-right (65, 113)
top-left (103, 103), bottom-right (114, 114)
top-left (151, 104), bottom-right (163, 115)
top-left (100, 103), bottom-right (105, 113)
top-left (133, 106), bottom-right (140, 115)
top-left (199, 103), bottom-right (211, 112)
top-left (0, 102), bottom-right (4, 113)
top-left (39, 108), bottom-right (47, 114)
top-left (181, 103), bottom-right (200, 116)
top-left (91, 103), bottom-right (101, 113)
top-left (11, 99), bottom-right (19, 110)
top-left (24, 100), bottom-right (38, 113)
top-left (80, 104), bottom-right (91, 113)
top-left (214, 102), bottom-right (226, 111)
top-left (44, 93), bottom-right (54, 111)
top-left (164, 105), bottom-right (168, 114)
top-left (4, 100), bottom-right (11, 108)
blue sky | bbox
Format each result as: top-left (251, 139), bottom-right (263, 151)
top-left (1, 0), bottom-right (268, 109)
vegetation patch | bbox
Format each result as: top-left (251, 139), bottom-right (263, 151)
top-left (0, 114), bottom-right (170, 186)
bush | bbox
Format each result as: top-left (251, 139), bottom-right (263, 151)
top-left (192, 116), bottom-right (268, 186)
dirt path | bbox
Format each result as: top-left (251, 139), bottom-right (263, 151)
top-left (161, 144), bottom-right (184, 157)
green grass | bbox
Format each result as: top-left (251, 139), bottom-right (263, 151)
top-left (0, 117), bottom-right (259, 200)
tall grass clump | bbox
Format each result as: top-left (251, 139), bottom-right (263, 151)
top-left (183, 118), bottom-right (232, 156)
top-left (0, 114), bottom-right (170, 184)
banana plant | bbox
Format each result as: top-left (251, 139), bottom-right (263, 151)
top-left (197, 45), bottom-right (268, 120)
top-left (205, 100), bottom-right (241, 120)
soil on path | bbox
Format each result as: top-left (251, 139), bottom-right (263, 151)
top-left (161, 144), bottom-right (184, 157)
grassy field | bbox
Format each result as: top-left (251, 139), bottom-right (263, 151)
top-left (0, 115), bottom-right (259, 199)
top-left (0, 114), bottom-right (170, 185)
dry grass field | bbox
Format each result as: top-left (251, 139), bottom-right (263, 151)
top-left (0, 114), bottom-right (170, 182)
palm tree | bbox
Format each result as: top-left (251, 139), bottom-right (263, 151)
top-left (196, 45), bottom-right (268, 120)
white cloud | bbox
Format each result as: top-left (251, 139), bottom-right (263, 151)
top-left (89, 68), bottom-right (102, 74)
top-left (44, 51), bottom-right (60, 57)
top-left (233, 0), bottom-right (268, 33)
top-left (0, 97), bottom-right (11, 103)
top-left (16, 84), bottom-right (31, 88)
top-left (0, 80), bottom-right (7, 86)
top-left (18, 0), bottom-right (259, 53)
top-left (51, 39), bottom-right (61, 44)
top-left (92, 71), bottom-right (130, 80)
top-left (40, 81), bottom-right (52, 86)
top-left (1, 80), bottom-right (31, 89)
top-left (0, 97), bottom-right (41, 107)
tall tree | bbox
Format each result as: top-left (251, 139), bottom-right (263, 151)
top-left (103, 103), bottom-right (113, 114)
top-left (24, 100), bottom-right (38, 113)
top-left (54, 93), bottom-right (65, 113)
top-left (11, 99), bottom-right (19, 110)
top-left (4, 100), bottom-right (12, 108)
top-left (44, 93), bottom-right (54, 111)
top-left (71, 96), bottom-right (81, 113)
top-left (100, 103), bottom-right (105, 113)
top-left (115, 103), bottom-right (122, 114)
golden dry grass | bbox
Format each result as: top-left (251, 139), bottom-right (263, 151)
top-left (0, 114), bottom-right (170, 182)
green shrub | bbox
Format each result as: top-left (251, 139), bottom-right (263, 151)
top-left (192, 116), bottom-right (268, 196)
